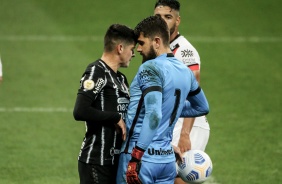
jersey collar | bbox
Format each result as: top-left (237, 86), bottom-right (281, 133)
top-left (170, 33), bottom-right (181, 44)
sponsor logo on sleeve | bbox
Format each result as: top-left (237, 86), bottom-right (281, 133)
top-left (181, 49), bottom-right (194, 58)
top-left (92, 78), bottom-right (105, 94)
top-left (181, 49), bottom-right (197, 66)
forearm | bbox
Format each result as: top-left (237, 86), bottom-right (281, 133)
top-left (177, 118), bottom-right (194, 152)
top-left (136, 91), bottom-right (162, 150)
top-left (73, 94), bottom-right (121, 123)
top-left (181, 118), bottom-right (195, 136)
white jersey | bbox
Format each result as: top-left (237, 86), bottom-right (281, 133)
top-left (170, 34), bottom-right (210, 130)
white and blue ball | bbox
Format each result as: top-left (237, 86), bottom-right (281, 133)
top-left (177, 150), bottom-right (213, 183)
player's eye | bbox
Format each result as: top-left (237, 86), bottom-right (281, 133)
top-left (138, 41), bottom-right (144, 46)
top-left (165, 15), bottom-right (172, 19)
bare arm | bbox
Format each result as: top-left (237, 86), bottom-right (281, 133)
top-left (178, 117), bottom-right (195, 153)
top-left (192, 70), bottom-right (200, 84)
top-left (178, 69), bottom-right (200, 153)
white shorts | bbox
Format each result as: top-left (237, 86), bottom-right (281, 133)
top-left (171, 119), bottom-right (210, 151)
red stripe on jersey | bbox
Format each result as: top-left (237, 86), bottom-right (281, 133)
top-left (173, 48), bottom-right (179, 54)
top-left (189, 64), bottom-right (199, 71)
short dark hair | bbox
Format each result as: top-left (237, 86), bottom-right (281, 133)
top-left (134, 15), bottom-right (170, 46)
top-left (104, 24), bottom-right (136, 52)
top-left (154, 0), bottom-right (180, 11)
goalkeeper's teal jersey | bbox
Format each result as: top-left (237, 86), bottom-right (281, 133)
top-left (121, 53), bottom-right (206, 163)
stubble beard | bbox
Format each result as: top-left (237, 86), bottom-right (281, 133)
top-left (142, 45), bottom-right (157, 63)
top-left (170, 23), bottom-right (176, 37)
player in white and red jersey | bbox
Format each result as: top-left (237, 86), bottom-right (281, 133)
top-left (170, 35), bottom-right (210, 150)
top-left (154, 1), bottom-right (210, 183)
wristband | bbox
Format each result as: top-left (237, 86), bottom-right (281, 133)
top-left (131, 147), bottom-right (145, 161)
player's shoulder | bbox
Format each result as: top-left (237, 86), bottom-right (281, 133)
top-left (139, 59), bottom-right (157, 72)
top-left (142, 55), bottom-right (163, 66)
top-left (171, 35), bottom-right (201, 65)
top-left (90, 59), bottom-right (110, 70)
top-left (138, 57), bottom-right (165, 77)
top-left (171, 35), bottom-right (198, 52)
top-left (83, 59), bottom-right (107, 76)
top-left (86, 59), bottom-right (100, 68)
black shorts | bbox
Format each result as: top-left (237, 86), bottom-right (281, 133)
top-left (78, 161), bottom-right (117, 184)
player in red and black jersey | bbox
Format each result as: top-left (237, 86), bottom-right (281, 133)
top-left (154, 1), bottom-right (211, 183)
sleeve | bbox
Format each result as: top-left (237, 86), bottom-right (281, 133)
top-left (135, 63), bottom-right (163, 150)
top-left (73, 94), bottom-right (121, 123)
top-left (173, 43), bottom-right (200, 71)
top-left (73, 64), bottom-right (121, 124)
top-left (77, 64), bottom-right (105, 101)
top-left (180, 87), bottom-right (209, 117)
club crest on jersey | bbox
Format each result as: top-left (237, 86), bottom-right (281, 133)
top-left (83, 80), bottom-right (95, 90)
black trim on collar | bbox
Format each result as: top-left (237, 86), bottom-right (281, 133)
top-left (167, 53), bottom-right (174, 57)
top-left (170, 34), bottom-right (181, 44)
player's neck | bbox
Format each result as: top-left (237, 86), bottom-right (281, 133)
top-left (170, 30), bottom-right (179, 42)
top-left (156, 47), bottom-right (173, 57)
top-left (101, 53), bottom-right (119, 73)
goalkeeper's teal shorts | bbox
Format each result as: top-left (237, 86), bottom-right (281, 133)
top-left (116, 152), bottom-right (176, 184)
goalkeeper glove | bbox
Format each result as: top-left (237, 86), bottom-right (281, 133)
top-left (126, 146), bottom-right (145, 184)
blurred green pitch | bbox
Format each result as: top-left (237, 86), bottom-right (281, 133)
top-left (0, 0), bottom-right (281, 183)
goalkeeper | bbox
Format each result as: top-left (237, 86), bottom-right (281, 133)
top-left (116, 15), bottom-right (209, 184)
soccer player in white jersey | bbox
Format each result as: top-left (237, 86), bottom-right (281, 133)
top-left (116, 15), bottom-right (209, 184)
top-left (154, 1), bottom-right (210, 183)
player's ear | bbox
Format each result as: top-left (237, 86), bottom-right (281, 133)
top-left (154, 37), bottom-right (161, 49)
top-left (117, 44), bottom-right (123, 54)
top-left (176, 15), bottom-right (181, 27)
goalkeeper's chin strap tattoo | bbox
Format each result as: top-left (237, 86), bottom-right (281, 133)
top-left (126, 146), bottom-right (145, 184)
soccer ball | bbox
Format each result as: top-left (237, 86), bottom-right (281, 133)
top-left (176, 150), bottom-right (213, 183)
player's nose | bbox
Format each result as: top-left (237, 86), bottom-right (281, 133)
top-left (136, 45), bottom-right (142, 52)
